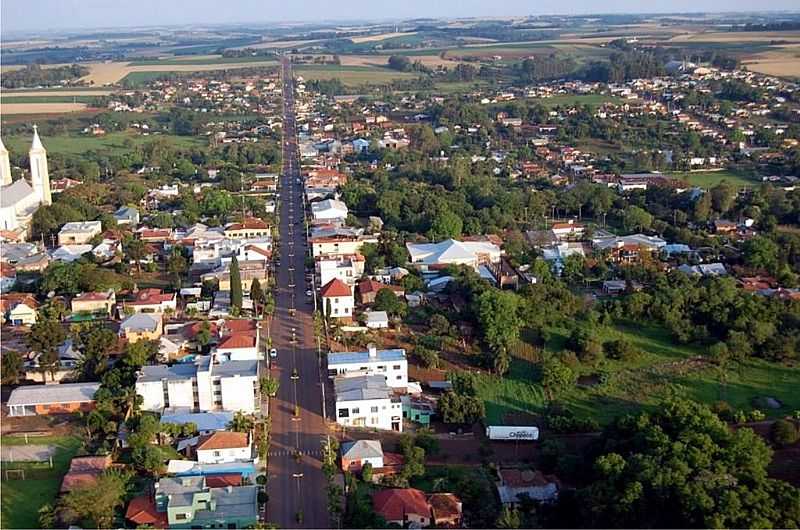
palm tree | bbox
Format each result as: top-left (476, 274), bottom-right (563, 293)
top-left (228, 411), bottom-right (254, 433)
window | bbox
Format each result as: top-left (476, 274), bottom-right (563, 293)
top-left (396, 375), bottom-right (402, 380)
top-left (213, 451), bottom-right (221, 457)
top-left (393, 365), bottom-right (401, 370)
top-left (352, 407), bottom-right (360, 414)
top-left (377, 365), bottom-right (386, 371)
top-left (175, 513), bottom-right (188, 521)
top-left (338, 408), bottom-right (349, 418)
top-left (371, 406), bottom-right (379, 413)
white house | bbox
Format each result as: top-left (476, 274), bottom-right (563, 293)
top-left (320, 278), bottom-right (354, 319)
top-left (195, 431), bottom-right (252, 464)
top-left (340, 439), bottom-right (384, 471)
top-left (136, 355), bottom-right (259, 413)
top-left (214, 333), bottom-right (260, 362)
top-left (57, 221), bottom-right (102, 245)
top-left (328, 345), bottom-right (407, 388)
top-left (317, 255), bottom-right (365, 287)
top-left (365, 311), bottom-right (390, 329)
top-left (406, 239), bottom-right (502, 272)
top-left (311, 198), bottom-right (349, 223)
top-left (51, 244), bottom-right (93, 262)
top-left (335, 375), bottom-right (403, 432)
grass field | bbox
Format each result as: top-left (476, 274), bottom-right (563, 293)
top-left (476, 322), bottom-right (800, 426)
top-left (295, 65), bottom-right (418, 85)
top-left (77, 60), bottom-right (280, 85)
top-left (1, 103), bottom-right (89, 115)
top-left (128, 55), bottom-right (278, 66)
top-left (1, 95), bottom-right (103, 104)
top-left (3, 130), bottom-right (204, 156)
top-left (0, 435), bottom-right (83, 529)
top-left (671, 170), bottom-right (757, 189)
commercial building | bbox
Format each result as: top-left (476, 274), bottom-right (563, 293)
top-left (7, 382), bottom-right (100, 417)
top-left (334, 375), bottom-right (403, 432)
top-left (327, 345), bottom-right (407, 388)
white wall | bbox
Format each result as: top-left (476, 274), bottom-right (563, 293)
top-left (196, 370), bottom-right (213, 411)
top-left (216, 347), bottom-right (259, 362)
top-left (332, 359), bottom-right (408, 388)
top-left (197, 445), bottom-right (251, 464)
top-left (167, 379), bottom-right (194, 409)
top-left (137, 381), bottom-right (166, 411)
top-left (220, 375), bottom-right (257, 413)
top-left (335, 398), bottom-right (402, 431)
top-left (324, 295), bottom-right (354, 318)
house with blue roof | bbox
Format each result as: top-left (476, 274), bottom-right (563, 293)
top-left (327, 344), bottom-right (407, 388)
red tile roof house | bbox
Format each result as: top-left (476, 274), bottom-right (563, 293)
top-left (429, 493), bottom-right (463, 527)
top-left (126, 494), bottom-right (169, 528)
top-left (321, 278), bottom-right (354, 320)
top-left (60, 455), bottom-right (112, 493)
top-left (125, 288), bottom-right (177, 314)
top-left (214, 333), bottom-right (259, 362)
top-left (372, 488), bottom-right (433, 527)
top-left (195, 431), bottom-right (252, 464)
top-left (357, 279), bottom-right (405, 305)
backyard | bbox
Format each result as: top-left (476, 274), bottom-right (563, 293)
top-left (0, 435), bottom-right (83, 529)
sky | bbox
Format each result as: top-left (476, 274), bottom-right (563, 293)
top-left (2, 0), bottom-right (799, 33)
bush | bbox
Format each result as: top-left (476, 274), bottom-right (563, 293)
top-left (415, 345), bottom-right (440, 369)
top-left (711, 401), bottom-right (734, 421)
top-left (604, 338), bottom-right (641, 362)
top-left (749, 409), bottom-right (766, 422)
top-left (256, 474), bottom-right (267, 485)
top-left (544, 411), bottom-right (600, 434)
top-left (771, 419), bottom-right (799, 447)
top-left (361, 462), bottom-right (374, 482)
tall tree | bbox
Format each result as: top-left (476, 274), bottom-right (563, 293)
top-left (250, 278), bottom-right (264, 316)
top-left (230, 256), bottom-right (243, 310)
top-left (1, 350), bottom-right (23, 385)
top-left (27, 320), bottom-right (66, 382)
top-left (59, 469), bottom-right (131, 528)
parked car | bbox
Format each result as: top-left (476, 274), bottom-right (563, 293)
top-left (269, 348), bottom-right (278, 359)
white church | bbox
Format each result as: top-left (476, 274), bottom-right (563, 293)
top-left (0, 126), bottom-right (52, 234)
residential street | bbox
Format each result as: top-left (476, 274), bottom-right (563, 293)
top-left (264, 57), bottom-right (330, 529)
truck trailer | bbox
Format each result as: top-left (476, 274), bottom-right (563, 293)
top-left (485, 425), bottom-right (540, 441)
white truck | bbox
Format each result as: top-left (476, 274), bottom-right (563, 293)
top-left (486, 425), bottom-right (539, 441)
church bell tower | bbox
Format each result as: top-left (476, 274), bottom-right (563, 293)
top-left (29, 125), bottom-right (51, 206)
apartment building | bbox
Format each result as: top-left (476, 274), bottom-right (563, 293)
top-left (136, 355), bottom-right (259, 413)
top-left (335, 375), bottom-right (403, 432)
top-left (327, 345), bottom-right (408, 388)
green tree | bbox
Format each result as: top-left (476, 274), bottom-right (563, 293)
top-left (711, 181), bottom-right (736, 213)
top-left (771, 419), bottom-right (799, 447)
top-left (497, 505), bottom-right (522, 529)
top-left (27, 320), bottom-right (66, 381)
top-left (623, 205), bottom-right (653, 232)
top-left (475, 289), bottom-right (521, 355)
top-left (577, 400), bottom-right (800, 528)
top-left (541, 358), bottom-right (574, 399)
top-left (230, 256), bottom-right (243, 310)
top-left (124, 238), bottom-right (147, 274)
top-left (1, 350), bottom-right (23, 385)
top-left (743, 236), bottom-right (779, 273)
top-left (59, 469), bottom-right (131, 528)
top-left (74, 324), bottom-right (117, 380)
top-left (438, 391), bottom-right (485, 424)
top-left (428, 209), bottom-right (463, 240)
top-left (260, 376), bottom-right (279, 397)
top-left (373, 287), bottom-right (406, 317)
top-left (250, 278), bottom-right (265, 315)
top-left (229, 411), bottom-right (254, 432)
top-left (167, 246), bottom-right (188, 284)
top-left (123, 340), bottom-right (158, 368)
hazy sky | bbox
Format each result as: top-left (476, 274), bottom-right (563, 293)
top-left (3, 0), bottom-right (799, 33)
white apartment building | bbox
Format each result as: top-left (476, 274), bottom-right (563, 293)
top-left (328, 345), bottom-right (408, 388)
top-left (335, 375), bottom-right (403, 432)
top-left (136, 355), bottom-right (259, 413)
top-left (317, 255), bottom-right (365, 287)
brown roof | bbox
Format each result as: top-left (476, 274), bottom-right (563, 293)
top-left (224, 319), bottom-right (258, 332)
top-left (499, 468), bottom-right (559, 488)
top-left (357, 279), bottom-right (403, 296)
top-left (60, 455), bottom-right (112, 492)
top-left (218, 333), bottom-right (256, 349)
top-left (197, 431), bottom-right (249, 451)
top-left (372, 488), bottom-right (431, 521)
top-left (205, 474), bottom-right (243, 488)
top-left (129, 288), bottom-right (174, 305)
top-left (321, 278), bottom-right (352, 298)
top-left (428, 493), bottom-right (462, 520)
top-left (226, 217), bottom-right (269, 231)
top-left (126, 495), bottom-right (168, 527)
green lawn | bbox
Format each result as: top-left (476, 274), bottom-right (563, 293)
top-left (671, 170), bottom-right (757, 190)
top-left (120, 71), bottom-right (182, 86)
top-left (475, 322), bottom-right (800, 426)
top-left (295, 65), bottom-right (418, 86)
top-left (3, 130), bottom-right (204, 156)
top-left (1, 436), bottom-right (83, 529)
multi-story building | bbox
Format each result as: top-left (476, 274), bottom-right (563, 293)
top-left (327, 345), bottom-right (408, 388)
top-left (57, 221), bottom-right (102, 245)
top-left (71, 290), bottom-right (117, 315)
top-left (334, 375), bottom-right (403, 432)
top-left (136, 355), bottom-right (259, 413)
top-left (317, 254), bottom-right (365, 287)
top-left (153, 476), bottom-right (258, 529)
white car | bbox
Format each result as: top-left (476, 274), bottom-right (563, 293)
top-left (305, 290), bottom-right (313, 297)
top-left (269, 348), bottom-right (278, 359)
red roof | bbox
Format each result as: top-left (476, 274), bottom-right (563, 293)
top-left (321, 278), bottom-right (352, 298)
top-left (218, 333), bottom-right (256, 349)
top-left (60, 456), bottom-right (111, 493)
top-left (197, 431), bottom-right (249, 451)
top-left (429, 493), bottom-right (462, 522)
top-left (129, 288), bottom-right (174, 305)
top-left (126, 495), bottom-right (168, 527)
top-left (224, 319), bottom-right (257, 332)
top-left (358, 279), bottom-right (403, 296)
top-left (226, 217), bottom-right (269, 231)
top-left (372, 488), bottom-right (431, 521)
top-left (184, 321), bottom-right (219, 339)
top-left (205, 474), bottom-right (243, 488)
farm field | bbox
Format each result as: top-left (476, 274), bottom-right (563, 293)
top-left (475, 322), bottom-right (800, 427)
top-left (2, 89), bottom-right (114, 96)
top-left (741, 45), bottom-right (800, 79)
top-left (1, 95), bottom-right (104, 104)
top-left (0, 435), bottom-right (82, 529)
top-left (1, 103), bottom-right (89, 115)
top-left (350, 32), bottom-right (418, 44)
top-left (128, 55), bottom-right (278, 66)
top-left (294, 65), bottom-right (418, 85)
top-left (671, 169), bottom-right (757, 189)
top-left (3, 130), bottom-right (204, 156)
top-left (77, 59), bottom-right (280, 85)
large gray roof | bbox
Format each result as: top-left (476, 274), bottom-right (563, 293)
top-left (137, 356), bottom-right (257, 383)
top-left (341, 439), bottom-right (384, 460)
top-left (0, 179), bottom-right (35, 208)
top-left (335, 375), bottom-right (392, 402)
top-left (7, 382), bottom-right (100, 407)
